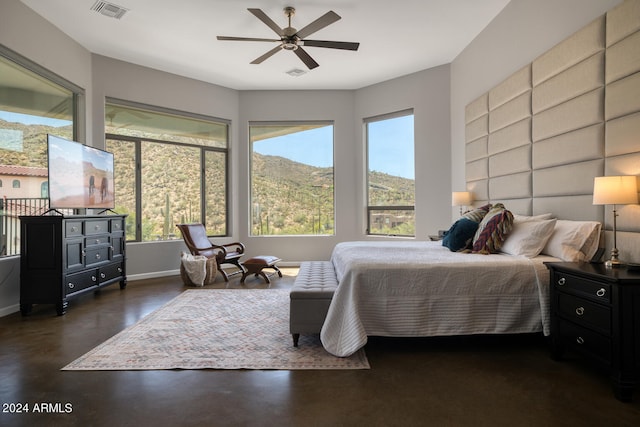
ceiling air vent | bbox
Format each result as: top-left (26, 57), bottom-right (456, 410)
top-left (91, 1), bottom-right (129, 19)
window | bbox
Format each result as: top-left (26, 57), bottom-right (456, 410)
top-left (105, 101), bottom-right (229, 242)
top-left (249, 122), bottom-right (334, 236)
top-left (0, 46), bottom-right (80, 257)
top-left (365, 110), bottom-right (415, 236)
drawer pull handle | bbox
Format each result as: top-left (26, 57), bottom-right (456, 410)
top-left (95, 225), bottom-right (101, 231)
top-left (596, 288), bottom-right (606, 297)
top-left (100, 272), bottom-right (106, 279)
top-left (95, 253), bottom-right (101, 260)
top-left (91, 276), bottom-right (97, 282)
top-left (576, 336), bottom-right (585, 345)
top-left (68, 282), bottom-right (75, 289)
top-left (96, 239), bottom-right (100, 244)
top-left (575, 307), bottom-right (585, 316)
top-left (71, 226), bottom-right (77, 232)
top-left (117, 267), bottom-right (123, 273)
top-left (558, 277), bottom-right (566, 286)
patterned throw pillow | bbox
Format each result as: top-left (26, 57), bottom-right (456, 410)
top-left (471, 203), bottom-right (514, 254)
top-left (461, 203), bottom-right (492, 223)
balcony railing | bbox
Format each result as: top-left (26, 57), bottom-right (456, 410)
top-left (0, 197), bottom-right (72, 257)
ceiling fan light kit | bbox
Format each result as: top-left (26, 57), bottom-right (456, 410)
top-left (217, 6), bottom-right (360, 70)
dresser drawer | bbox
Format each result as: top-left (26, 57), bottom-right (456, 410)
top-left (553, 272), bottom-right (611, 303)
top-left (98, 262), bottom-right (125, 283)
top-left (65, 221), bottom-right (83, 237)
top-left (557, 319), bottom-right (611, 365)
top-left (111, 217), bottom-right (125, 233)
top-left (65, 269), bottom-right (99, 295)
top-left (84, 219), bottom-right (109, 235)
top-left (85, 235), bottom-right (110, 247)
top-left (85, 246), bottom-right (110, 267)
top-left (558, 293), bottom-right (611, 335)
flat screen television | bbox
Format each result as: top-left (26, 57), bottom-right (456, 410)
top-left (47, 134), bottom-right (115, 210)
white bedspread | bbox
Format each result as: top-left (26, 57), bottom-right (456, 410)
top-left (320, 241), bottom-right (559, 357)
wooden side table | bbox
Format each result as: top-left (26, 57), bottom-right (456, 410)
top-left (546, 262), bottom-right (640, 402)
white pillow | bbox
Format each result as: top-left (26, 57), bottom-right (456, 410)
top-left (512, 213), bottom-right (554, 222)
top-left (541, 220), bottom-right (602, 262)
top-left (502, 218), bottom-right (557, 258)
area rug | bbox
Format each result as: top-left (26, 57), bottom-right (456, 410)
top-left (62, 289), bottom-right (369, 370)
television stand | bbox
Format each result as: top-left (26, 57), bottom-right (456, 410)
top-left (19, 214), bottom-right (127, 316)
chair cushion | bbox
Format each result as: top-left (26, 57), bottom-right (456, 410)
top-left (243, 255), bottom-right (281, 266)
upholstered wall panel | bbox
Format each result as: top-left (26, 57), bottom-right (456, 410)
top-left (488, 65), bottom-right (531, 110)
top-left (532, 17), bottom-right (605, 86)
top-left (465, 115), bottom-right (488, 143)
top-left (488, 118), bottom-right (530, 155)
top-left (533, 124), bottom-right (604, 169)
top-left (534, 195), bottom-right (602, 221)
top-left (533, 159), bottom-right (604, 197)
top-left (466, 137), bottom-right (488, 162)
top-left (605, 71), bottom-right (640, 120)
top-left (465, 93), bottom-right (489, 123)
top-left (532, 89), bottom-right (603, 142)
top-left (489, 172), bottom-right (531, 200)
top-left (489, 146), bottom-right (531, 178)
top-left (466, 158), bottom-right (488, 182)
top-left (467, 179), bottom-right (488, 202)
top-left (489, 91), bottom-right (531, 132)
top-left (606, 112), bottom-right (640, 156)
top-left (606, 0), bottom-right (640, 46)
top-left (605, 31), bottom-right (640, 83)
top-left (532, 53), bottom-right (604, 114)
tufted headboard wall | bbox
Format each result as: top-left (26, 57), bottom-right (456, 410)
top-left (464, 0), bottom-right (640, 264)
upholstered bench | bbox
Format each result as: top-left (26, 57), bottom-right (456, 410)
top-left (240, 255), bottom-right (282, 284)
top-left (289, 261), bottom-right (338, 347)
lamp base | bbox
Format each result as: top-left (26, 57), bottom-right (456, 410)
top-left (605, 247), bottom-right (624, 269)
top-left (604, 259), bottom-right (625, 269)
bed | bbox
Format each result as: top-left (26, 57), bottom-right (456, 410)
top-left (320, 240), bottom-right (559, 357)
top-left (319, 205), bottom-right (603, 357)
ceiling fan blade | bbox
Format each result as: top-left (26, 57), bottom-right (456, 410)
top-left (302, 40), bottom-right (360, 51)
top-left (248, 8), bottom-right (284, 36)
top-left (250, 45), bottom-right (283, 64)
top-left (217, 36), bottom-right (280, 42)
top-left (295, 11), bottom-right (341, 39)
top-left (294, 47), bottom-right (319, 70)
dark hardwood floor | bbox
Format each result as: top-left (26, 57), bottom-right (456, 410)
top-left (1, 268), bottom-right (639, 426)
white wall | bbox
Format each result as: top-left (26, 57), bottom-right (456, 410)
top-left (450, 0), bottom-right (623, 203)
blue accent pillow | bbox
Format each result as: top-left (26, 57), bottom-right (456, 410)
top-left (442, 218), bottom-right (480, 252)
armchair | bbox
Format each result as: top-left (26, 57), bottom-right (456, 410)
top-left (176, 223), bottom-right (246, 282)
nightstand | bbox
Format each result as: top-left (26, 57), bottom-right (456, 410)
top-left (546, 262), bottom-right (640, 402)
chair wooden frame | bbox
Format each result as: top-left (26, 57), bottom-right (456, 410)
top-left (176, 223), bottom-right (246, 282)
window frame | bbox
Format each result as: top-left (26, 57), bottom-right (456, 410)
top-left (105, 99), bottom-right (230, 242)
top-left (364, 109), bottom-right (416, 237)
top-left (248, 120), bottom-right (335, 237)
top-left (0, 46), bottom-right (83, 257)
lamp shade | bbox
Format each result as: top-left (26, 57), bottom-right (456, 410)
top-left (452, 191), bottom-right (473, 206)
top-left (593, 176), bottom-right (638, 205)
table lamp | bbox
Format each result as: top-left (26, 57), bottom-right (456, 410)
top-left (592, 176), bottom-right (638, 268)
top-left (452, 191), bottom-right (473, 216)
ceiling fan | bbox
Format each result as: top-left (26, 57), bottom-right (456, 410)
top-left (217, 7), bottom-right (360, 70)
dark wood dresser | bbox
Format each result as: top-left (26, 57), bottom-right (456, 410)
top-left (546, 262), bottom-right (640, 402)
top-left (19, 214), bottom-right (127, 316)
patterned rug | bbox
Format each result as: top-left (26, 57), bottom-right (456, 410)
top-left (62, 289), bottom-right (369, 370)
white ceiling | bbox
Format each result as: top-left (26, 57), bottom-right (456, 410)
top-left (20, 0), bottom-right (511, 90)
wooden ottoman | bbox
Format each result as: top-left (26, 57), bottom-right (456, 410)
top-left (240, 255), bottom-right (282, 284)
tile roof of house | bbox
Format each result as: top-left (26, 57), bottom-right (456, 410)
top-left (0, 165), bottom-right (48, 177)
